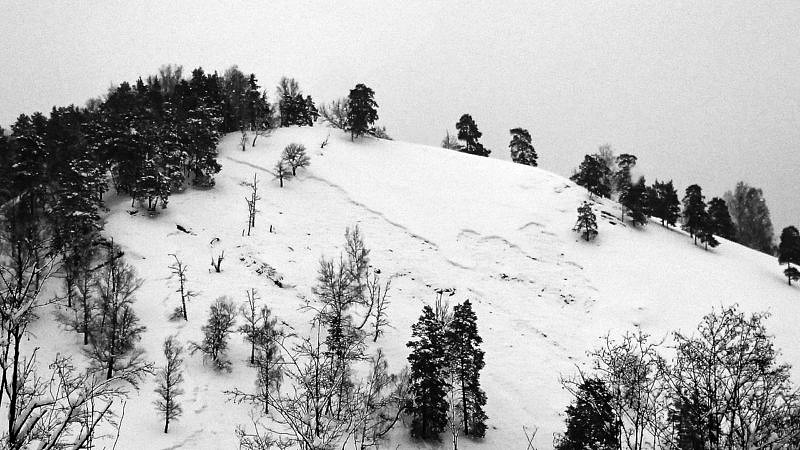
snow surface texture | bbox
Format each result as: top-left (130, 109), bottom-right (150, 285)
top-left (26, 127), bottom-right (800, 449)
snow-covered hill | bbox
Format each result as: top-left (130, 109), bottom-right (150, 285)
top-left (30, 126), bottom-right (800, 448)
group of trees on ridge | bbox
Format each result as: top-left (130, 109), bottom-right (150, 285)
top-left (442, 114), bottom-right (539, 166)
top-left (568, 147), bottom-right (786, 260)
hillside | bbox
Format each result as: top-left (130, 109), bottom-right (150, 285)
top-left (27, 126), bottom-right (800, 449)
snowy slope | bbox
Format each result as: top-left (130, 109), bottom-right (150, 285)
top-left (29, 126), bottom-right (800, 449)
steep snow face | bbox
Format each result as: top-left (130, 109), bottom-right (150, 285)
top-left (29, 126), bottom-right (800, 449)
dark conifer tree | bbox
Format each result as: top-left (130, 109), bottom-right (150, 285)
top-left (614, 153), bottom-right (637, 194)
top-left (0, 126), bottom-right (11, 203)
top-left (445, 300), bottom-right (487, 438)
top-left (407, 305), bottom-right (450, 440)
top-left (9, 113), bottom-right (49, 216)
top-left (707, 197), bottom-right (736, 241)
top-left (573, 202), bottom-right (598, 241)
top-left (649, 180), bottom-right (681, 226)
top-left (556, 378), bottom-right (618, 450)
top-left (682, 184), bottom-right (707, 244)
top-left (570, 155), bottom-right (611, 199)
top-left (669, 388), bottom-right (712, 449)
top-left (303, 95), bottom-right (319, 126)
top-left (455, 114), bottom-right (490, 157)
top-left (620, 176), bottom-right (647, 227)
top-left (347, 84), bottom-right (379, 140)
top-left (508, 127), bottom-right (537, 166)
top-left (778, 226), bottom-right (800, 285)
top-left (697, 224), bottom-right (720, 251)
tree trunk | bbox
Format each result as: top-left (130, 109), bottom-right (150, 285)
top-left (8, 329), bottom-right (21, 445)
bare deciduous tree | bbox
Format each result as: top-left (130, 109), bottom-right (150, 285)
top-left (319, 98), bottom-right (350, 130)
top-left (154, 335), bottom-right (184, 433)
top-left (281, 144), bottom-right (310, 176)
top-left (190, 297), bottom-right (238, 372)
top-left (273, 160), bottom-right (293, 188)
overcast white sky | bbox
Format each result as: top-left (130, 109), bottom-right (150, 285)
top-left (2, 1), bottom-right (799, 232)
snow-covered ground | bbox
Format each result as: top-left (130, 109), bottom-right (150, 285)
top-left (27, 126), bottom-right (800, 448)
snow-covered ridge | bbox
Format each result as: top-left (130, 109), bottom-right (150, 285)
top-left (32, 126), bottom-right (799, 448)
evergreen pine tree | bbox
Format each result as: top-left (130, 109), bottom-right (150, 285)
top-left (707, 197), bottom-right (736, 241)
top-left (619, 176), bottom-right (648, 226)
top-left (649, 180), bottom-right (681, 226)
top-left (303, 95), bottom-right (319, 126)
top-left (556, 378), bottom-right (619, 450)
top-left (573, 202), bottom-right (599, 241)
top-left (778, 226), bottom-right (800, 285)
top-left (455, 114), bottom-right (490, 157)
top-left (407, 305), bottom-right (450, 440)
top-left (682, 184), bottom-right (707, 244)
top-left (570, 155), bottom-right (611, 199)
top-left (154, 335), bottom-right (185, 433)
top-left (347, 84), bottom-right (379, 140)
top-left (669, 388), bottom-right (711, 450)
top-left (445, 300), bottom-right (488, 438)
top-left (508, 127), bottom-right (537, 166)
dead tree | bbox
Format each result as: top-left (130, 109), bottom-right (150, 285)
top-left (244, 173), bottom-right (260, 236)
top-left (211, 251), bottom-right (225, 273)
top-left (168, 254), bottom-right (197, 321)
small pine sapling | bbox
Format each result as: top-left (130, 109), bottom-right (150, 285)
top-left (281, 143), bottom-right (311, 176)
top-left (190, 297), bottom-right (238, 372)
top-left (273, 160), bottom-right (293, 188)
top-left (154, 335), bottom-right (185, 433)
top-left (573, 202), bottom-right (598, 241)
top-left (168, 254), bottom-right (197, 321)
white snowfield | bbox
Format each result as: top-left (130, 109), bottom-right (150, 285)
top-left (27, 126), bottom-right (800, 449)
